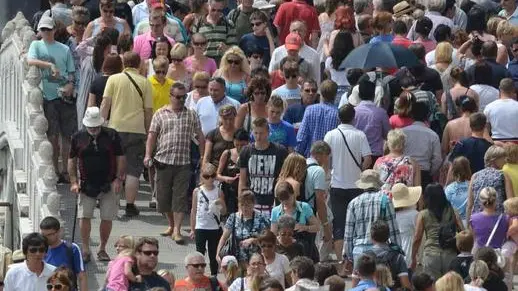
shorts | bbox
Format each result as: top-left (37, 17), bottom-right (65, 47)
top-left (330, 188), bottom-right (363, 241)
top-left (119, 132), bottom-right (146, 178)
top-left (155, 164), bottom-right (191, 213)
top-left (43, 99), bottom-right (78, 138)
top-left (502, 240), bottom-right (517, 257)
top-left (78, 190), bottom-right (118, 221)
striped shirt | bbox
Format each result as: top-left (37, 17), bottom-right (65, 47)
top-left (191, 16), bottom-right (238, 60)
top-left (296, 102), bottom-right (339, 157)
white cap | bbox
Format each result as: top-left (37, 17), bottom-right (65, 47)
top-left (37, 16), bottom-right (55, 31)
top-left (221, 255), bottom-right (238, 267)
top-left (82, 107), bottom-right (105, 127)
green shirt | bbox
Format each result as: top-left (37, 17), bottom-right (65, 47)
top-left (191, 16), bottom-right (237, 61)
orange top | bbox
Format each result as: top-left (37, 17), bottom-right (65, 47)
top-left (174, 276), bottom-right (227, 291)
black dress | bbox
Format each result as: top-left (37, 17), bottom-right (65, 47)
top-left (221, 149), bottom-right (240, 214)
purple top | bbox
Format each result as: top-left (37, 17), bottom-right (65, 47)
top-left (353, 101), bottom-right (390, 156)
top-left (470, 212), bottom-right (509, 248)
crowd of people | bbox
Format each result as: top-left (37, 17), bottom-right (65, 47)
top-left (2, 0), bottom-right (518, 289)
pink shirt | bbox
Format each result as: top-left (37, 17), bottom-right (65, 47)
top-left (389, 115), bottom-right (414, 129)
top-left (106, 256), bottom-right (134, 291)
top-left (184, 56), bottom-right (217, 76)
top-left (133, 32), bottom-right (175, 60)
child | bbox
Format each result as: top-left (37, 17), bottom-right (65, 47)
top-left (375, 264), bottom-right (394, 290)
top-left (221, 255), bottom-right (239, 288)
top-left (464, 260), bottom-right (489, 291)
top-left (105, 235), bottom-right (140, 291)
top-left (271, 59), bottom-right (303, 106)
top-left (189, 163), bottom-right (226, 276)
top-left (448, 230), bottom-right (474, 281)
top-left (445, 157), bottom-right (472, 227)
top-left (265, 95), bottom-right (296, 152)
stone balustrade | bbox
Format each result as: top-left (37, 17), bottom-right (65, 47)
top-left (0, 12), bottom-right (61, 248)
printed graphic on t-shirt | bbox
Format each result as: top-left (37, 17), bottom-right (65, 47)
top-left (248, 154), bottom-right (277, 196)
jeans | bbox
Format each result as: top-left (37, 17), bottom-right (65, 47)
top-left (195, 228), bottom-right (222, 275)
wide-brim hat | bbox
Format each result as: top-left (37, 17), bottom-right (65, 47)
top-left (253, 0), bottom-right (275, 10)
top-left (393, 1), bottom-right (415, 18)
top-left (83, 107), bottom-right (105, 127)
top-left (355, 169), bottom-right (383, 190)
top-left (391, 183), bottom-right (421, 208)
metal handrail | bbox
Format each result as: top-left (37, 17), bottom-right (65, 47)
top-left (0, 202), bottom-right (14, 250)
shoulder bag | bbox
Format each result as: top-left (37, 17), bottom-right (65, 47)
top-left (218, 213), bottom-right (237, 258)
top-left (485, 214), bottom-right (506, 268)
top-left (338, 129), bottom-right (361, 169)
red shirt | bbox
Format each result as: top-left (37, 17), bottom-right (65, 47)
top-left (389, 115), bottom-right (414, 129)
top-left (392, 36), bottom-right (412, 48)
top-left (273, 0), bottom-right (320, 45)
top-left (270, 70), bottom-right (286, 89)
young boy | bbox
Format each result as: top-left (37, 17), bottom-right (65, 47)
top-left (412, 272), bottom-right (436, 291)
top-left (448, 230), bottom-right (474, 281)
top-left (349, 253), bottom-right (377, 291)
top-left (271, 59), bottom-right (302, 106)
top-left (238, 11), bottom-right (274, 67)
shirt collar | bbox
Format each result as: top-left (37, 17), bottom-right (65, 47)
top-left (412, 121), bottom-right (427, 127)
top-left (338, 123), bottom-right (356, 130)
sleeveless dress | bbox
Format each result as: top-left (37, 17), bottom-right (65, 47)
top-left (471, 167), bottom-right (506, 215)
top-left (221, 150), bottom-right (240, 214)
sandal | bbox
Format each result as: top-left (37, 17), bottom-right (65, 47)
top-left (97, 250), bottom-right (111, 262)
top-left (82, 252), bottom-right (91, 264)
top-left (160, 227), bottom-right (174, 237)
top-left (172, 233), bottom-right (185, 245)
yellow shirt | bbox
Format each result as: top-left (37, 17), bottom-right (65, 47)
top-left (503, 163), bottom-right (518, 197)
top-left (148, 75), bottom-right (174, 113)
top-left (104, 68), bottom-right (153, 134)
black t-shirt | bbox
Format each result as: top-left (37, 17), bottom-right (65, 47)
top-left (129, 272), bottom-right (172, 291)
top-left (410, 65), bottom-right (443, 94)
top-left (448, 254), bottom-right (473, 281)
top-left (277, 242), bottom-right (304, 261)
top-left (449, 137), bottom-right (493, 174)
top-left (90, 75), bottom-right (109, 108)
top-left (238, 142), bottom-right (288, 206)
top-left (69, 127), bottom-right (124, 188)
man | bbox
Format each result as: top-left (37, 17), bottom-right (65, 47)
top-left (27, 16), bottom-right (76, 184)
top-left (191, 0), bottom-right (238, 64)
top-left (283, 78), bottom-right (319, 127)
top-left (174, 252), bottom-right (224, 291)
top-left (499, 0), bottom-right (518, 25)
top-left (133, 2), bottom-right (187, 44)
top-left (227, 0), bottom-right (259, 40)
top-left (402, 102), bottom-right (442, 187)
top-left (443, 0), bottom-right (467, 30)
top-left (239, 118), bottom-right (289, 215)
top-left (70, 0), bottom-right (100, 20)
top-left (144, 82), bottom-right (205, 244)
top-left (239, 11), bottom-right (275, 67)
top-left (129, 237), bottom-right (171, 290)
top-left (269, 21), bottom-right (320, 85)
top-left (323, 104), bottom-right (372, 272)
top-left (40, 0), bottom-right (73, 27)
top-left (39, 217), bottom-right (86, 290)
top-left (391, 20), bottom-right (412, 48)
top-left (296, 80), bottom-right (339, 157)
top-left (273, 0), bottom-right (319, 48)
top-left (101, 51), bottom-right (153, 217)
top-left (407, 0), bottom-right (454, 41)
top-left (133, 7), bottom-right (175, 60)
top-left (345, 170), bottom-right (402, 286)
top-left (4, 233), bottom-right (56, 291)
top-left (195, 77), bottom-right (240, 135)
top-left (466, 41), bottom-right (511, 89)
top-left (285, 256), bottom-right (320, 291)
top-left (68, 107), bottom-right (124, 263)
top-left (484, 78), bottom-right (518, 141)
top-left (348, 253), bottom-right (377, 291)
top-left (357, 14), bottom-right (373, 44)
top-left (271, 59), bottom-right (302, 107)
top-left (509, 38), bottom-right (518, 88)
top-left (132, 0), bottom-right (161, 26)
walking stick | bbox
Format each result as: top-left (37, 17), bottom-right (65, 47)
top-left (71, 192), bottom-right (78, 243)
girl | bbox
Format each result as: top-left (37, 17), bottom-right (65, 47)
top-left (258, 230), bottom-right (291, 288)
top-left (189, 163), bottom-right (226, 276)
top-left (104, 235), bottom-right (140, 291)
top-left (142, 36), bottom-right (172, 77)
top-left (229, 253), bottom-right (268, 291)
top-left (464, 260), bottom-right (489, 291)
top-left (445, 156), bottom-right (472, 226)
top-left (221, 255), bottom-right (240, 288)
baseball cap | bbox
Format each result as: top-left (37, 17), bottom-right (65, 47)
top-left (285, 33), bottom-right (302, 51)
top-left (150, 0), bottom-right (165, 8)
top-left (38, 16), bottom-right (55, 31)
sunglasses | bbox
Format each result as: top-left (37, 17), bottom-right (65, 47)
top-left (172, 58), bottom-right (183, 63)
top-left (202, 174), bottom-right (216, 179)
top-left (40, 27), bottom-right (53, 32)
top-left (260, 244), bottom-right (274, 248)
top-left (102, 9), bottom-right (115, 14)
top-left (193, 41), bottom-right (207, 46)
top-left (195, 85), bottom-right (208, 89)
top-left (227, 59), bottom-right (241, 65)
top-left (28, 246), bottom-right (46, 253)
top-left (149, 22), bottom-right (164, 27)
top-left (253, 91), bottom-right (266, 95)
top-left (285, 74), bottom-right (298, 79)
top-left (304, 88), bottom-right (317, 93)
top-left (251, 54), bottom-right (262, 59)
top-left (172, 94), bottom-right (187, 100)
top-left (141, 250), bottom-right (159, 256)
top-left (250, 262), bottom-right (265, 267)
top-left (251, 21), bottom-right (263, 27)
top-left (155, 70), bottom-right (167, 75)
top-left (46, 283), bottom-right (64, 290)
top-left (189, 263), bottom-right (207, 268)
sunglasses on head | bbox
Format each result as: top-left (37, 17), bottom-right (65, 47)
top-left (141, 250), bottom-right (159, 256)
top-left (189, 263), bottom-right (207, 268)
top-left (227, 59), bottom-right (241, 65)
top-left (46, 283), bottom-right (64, 290)
top-left (28, 246), bottom-right (46, 253)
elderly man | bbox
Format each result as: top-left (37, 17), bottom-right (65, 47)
top-left (499, 0), bottom-right (518, 25)
top-left (195, 77), bottom-right (240, 136)
top-left (174, 252), bottom-right (225, 291)
top-left (133, 7), bottom-right (175, 60)
top-left (407, 0), bottom-right (454, 41)
top-left (101, 52), bottom-right (153, 217)
top-left (129, 237), bottom-right (171, 290)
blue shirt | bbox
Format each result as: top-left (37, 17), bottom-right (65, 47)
top-left (28, 40), bottom-right (75, 101)
top-left (348, 279), bottom-right (378, 291)
top-left (44, 241), bottom-right (84, 275)
top-left (271, 201), bottom-right (314, 225)
top-left (272, 85), bottom-right (301, 104)
top-left (296, 102), bottom-right (339, 157)
top-left (283, 103), bottom-right (307, 125)
top-left (445, 181), bottom-right (469, 220)
top-left (369, 34), bottom-right (394, 44)
top-left (251, 120), bottom-right (297, 148)
top-left (508, 60), bottom-right (518, 88)
top-left (239, 33), bottom-right (271, 67)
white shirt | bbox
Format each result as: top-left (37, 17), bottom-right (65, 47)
top-left (464, 285), bottom-right (487, 291)
top-left (325, 57), bottom-right (350, 87)
top-left (195, 185), bottom-right (221, 230)
top-left (470, 84), bottom-right (499, 112)
top-left (402, 121), bottom-right (442, 173)
top-left (131, 2), bottom-right (149, 27)
top-left (195, 95), bottom-right (240, 135)
top-left (484, 98), bottom-right (518, 139)
top-left (269, 44), bottom-right (321, 85)
top-left (4, 262), bottom-right (56, 291)
top-left (396, 208), bottom-right (418, 267)
top-left (425, 48), bottom-right (459, 67)
top-left (266, 253), bottom-right (291, 288)
top-left (324, 124), bottom-right (371, 189)
top-left (285, 278), bottom-right (322, 291)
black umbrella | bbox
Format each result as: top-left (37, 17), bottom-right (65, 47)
top-left (340, 42), bottom-right (420, 69)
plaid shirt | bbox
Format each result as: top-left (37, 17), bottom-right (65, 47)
top-left (149, 107), bottom-right (201, 166)
top-left (296, 102), bottom-right (339, 157)
top-left (344, 191), bottom-right (402, 260)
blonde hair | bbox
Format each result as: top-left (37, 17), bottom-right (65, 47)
top-left (479, 187), bottom-right (497, 207)
top-left (375, 264), bottom-right (393, 288)
top-left (386, 129), bottom-right (406, 152)
top-left (201, 163), bottom-right (217, 176)
top-left (152, 55), bottom-right (169, 69)
top-left (435, 271), bottom-right (464, 291)
top-left (117, 235), bottom-right (136, 256)
top-left (484, 145), bottom-right (507, 167)
top-left (193, 71), bottom-right (210, 83)
top-left (220, 46), bottom-right (250, 75)
top-left (504, 197), bottom-right (518, 216)
top-left (506, 144), bottom-right (518, 164)
top-left (224, 260), bottom-right (239, 287)
top-left (170, 43), bottom-right (188, 59)
top-left (278, 153), bottom-right (307, 182)
top-left (435, 42), bottom-right (453, 64)
top-left (497, 20), bottom-right (515, 40)
top-left (487, 17), bottom-right (504, 36)
top-left (469, 260), bottom-right (489, 287)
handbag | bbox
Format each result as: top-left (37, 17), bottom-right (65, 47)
top-left (485, 214), bottom-right (506, 268)
top-left (218, 213), bottom-right (237, 258)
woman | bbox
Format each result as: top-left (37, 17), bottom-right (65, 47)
top-left (464, 260), bottom-right (489, 291)
top-left (167, 43), bottom-right (193, 90)
top-left (435, 272), bottom-right (464, 291)
top-left (467, 145), bottom-right (514, 223)
top-left (228, 253), bottom-right (268, 291)
top-left (445, 157), bottom-right (472, 226)
top-left (203, 105), bottom-right (237, 168)
top-left (88, 53), bottom-right (123, 108)
top-left (324, 31), bottom-right (355, 98)
top-left (276, 153), bottom-right (308, 199)
top-left (214, 46), bottom-right (250, 103)
top-left (185, 71), bottom-right (210, 110)
top-left (324, 5), bottom-right (363, 57)
top-left (183, 0), bottom-right (209, 35)
top-left (475, 247), bottom-right (508, 291)
top-left (46, 269), bottom-right (72, 291)
top-left (270, 181), bottom-right (320, 262)
top-left (235, 76), bottom-right (270, 132)
top-left (216, 191), bottom-right (270, 266)
top-left (185, 33), bottom-right (217, 76)
top-left (66, 6), bottom-right (90, 74)
top-left (275, 215), bottom-right (304, 261)
top-left (317, 0), bottom-right (343, 61)
top-left (431, 42), bottom-right (454, 94)
top-left (441, 67), bottom-right (480, 120)
top-left (258, 230), bottom-right (292, 288)
top-left (411, 183), bottom-right (464, 279)
top-left (374, 129), bottom-right (421, 196)
top-left (441, 96), bottom-right (479, 156)
top-left (83, 0), bottom-right (130, 38)
top-left (390, 91), bottom-right (416, 129)
top-left (495, 20), bottom-right (513, 66)
top-left (143, 36), bottom-right (172, 77)
top-left (369, 12), bottom-right (394, 43)
top-left (469, 62), bottom-right (499, 112)
top-left (217, 129), bottom-right (250, 215)
top-left (412, 17), bottom-right (435, 53)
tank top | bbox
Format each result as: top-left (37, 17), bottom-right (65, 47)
top-left (91, 17), bottom-right (125, 37)
top-left (195, 185), bottom-right (221, 230)
top-left (225, 79), bottom-right (246, 103)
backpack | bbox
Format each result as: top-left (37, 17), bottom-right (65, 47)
top-left (366, 71), bottom-right (395, 112)
top-left (364, 248), bottom-right (405, 290)
top-left (437, 207), bottom-right (457, 250)
top-left (297, 163), bottom-right (319, 214)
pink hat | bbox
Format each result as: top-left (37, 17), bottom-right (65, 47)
top-left (285, 33), bottom-right (302, 51)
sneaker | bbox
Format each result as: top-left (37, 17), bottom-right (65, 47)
top-left (149, 198), bottom-right (157, 209)
top-left (125, 204), bottom-right (140, 217)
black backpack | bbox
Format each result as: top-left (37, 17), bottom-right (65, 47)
top-left (297, 163), bottom-right (319, 214)
top-left (364, 248), bottom-right (405, 290)
top-left (438, 207), bottom-right (457, 250)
